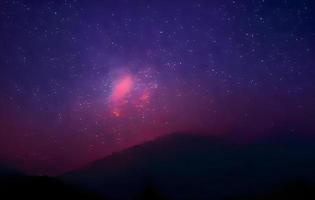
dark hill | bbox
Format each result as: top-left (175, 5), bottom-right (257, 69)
top-left (0, 164), bottom-right (22, 177)
top-left (62, 132), bottom-right (315, 200)
top-left (0, 175), bottom-right (106, 200)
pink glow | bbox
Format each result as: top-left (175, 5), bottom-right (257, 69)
top-left (110, 74), bottom-right (134, 103)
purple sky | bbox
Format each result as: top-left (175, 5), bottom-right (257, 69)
top-left (0, 0), bottom-right (314, 175)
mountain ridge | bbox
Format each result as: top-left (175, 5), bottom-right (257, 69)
top-left (62, 131), bottom-right (315, 200)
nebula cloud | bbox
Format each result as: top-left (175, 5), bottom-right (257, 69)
top-left (107, 68), bottom-right (159, 118)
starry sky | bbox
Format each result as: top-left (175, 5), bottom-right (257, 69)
top-left (0, 0), bottom-right (314, 175)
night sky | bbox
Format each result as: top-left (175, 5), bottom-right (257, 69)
top-left (0, 0), bottom-right (314, 175)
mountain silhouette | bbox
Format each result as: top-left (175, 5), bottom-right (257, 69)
top-left (62, 132), bottom-right (315, 200)
top-left (0, 164), bottom-right (23, 177)
top-left (0, 165), bottom-right (106, 200)
top-left (0, 174), bottom-right (106, 200)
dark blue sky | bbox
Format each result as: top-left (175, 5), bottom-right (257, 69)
top-left (0, 0), bottom-right (314, 175)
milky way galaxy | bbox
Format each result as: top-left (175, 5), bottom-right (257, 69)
top-left (109, 73), bottom-right (134, 117)
top-left (107, 68), bottom-right (158, 118)
top-left (0, 0), bottom-right (314, 175)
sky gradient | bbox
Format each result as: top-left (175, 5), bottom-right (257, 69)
top-left (0, 0), bottom-right (315, 175)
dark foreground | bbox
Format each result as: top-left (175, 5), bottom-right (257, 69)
top-left (1, 175), bottom-right (315, 200)
top-left (2, 133), bottom-right (315, 200)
